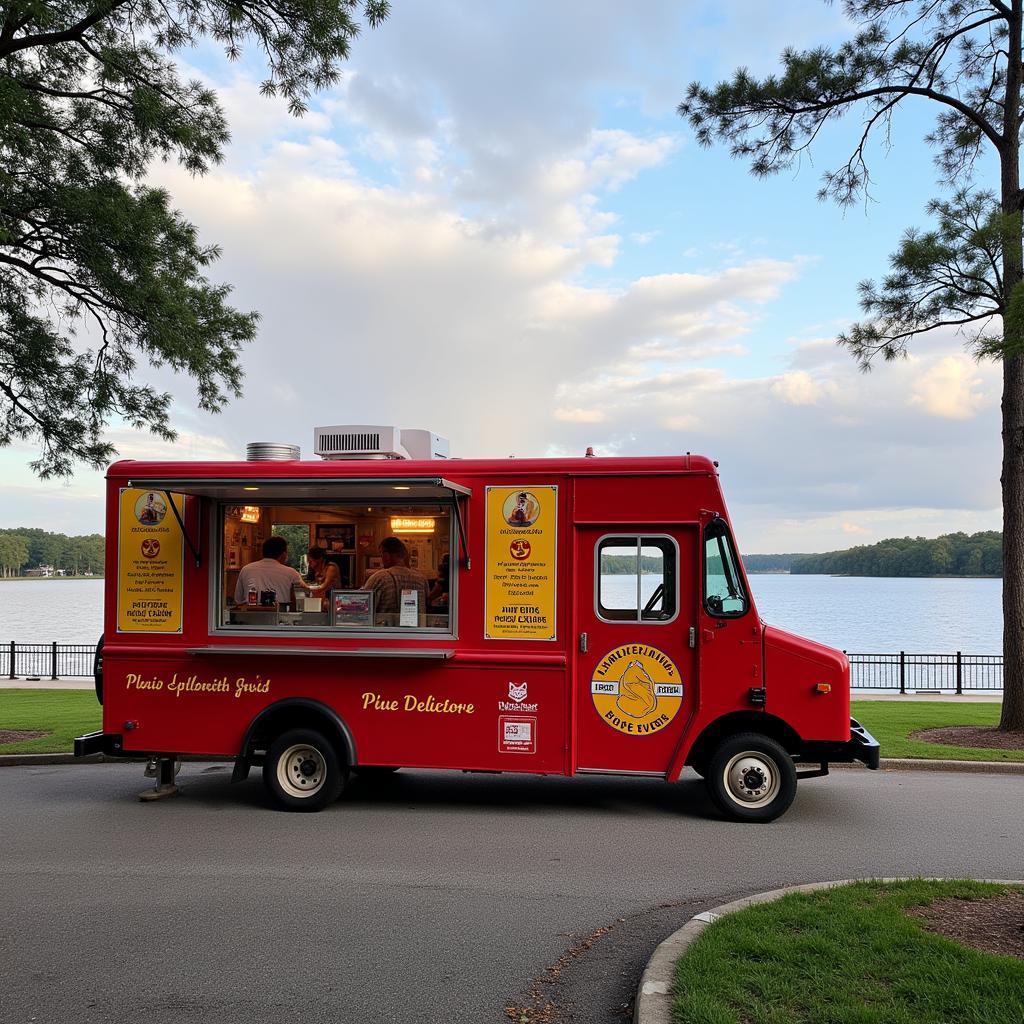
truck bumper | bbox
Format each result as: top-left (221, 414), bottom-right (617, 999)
top-left (798, 718), bottom-right (880, 772)
top-left (848, 718), bottom-right (881, 770)
top-left (74, 731), bottom-right (125, 758)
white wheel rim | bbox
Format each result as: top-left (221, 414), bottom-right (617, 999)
top-left (277, 744), bottom-right (327, 798)
top-left (723, 751), bottom-right (780, 808)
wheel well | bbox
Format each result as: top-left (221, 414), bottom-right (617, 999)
top-left (241, 699), bottom-right (355, 768)
top-left (686, 712), bottom-right (801, 770)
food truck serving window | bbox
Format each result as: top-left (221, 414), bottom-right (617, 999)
top-left (216, 499), bottom-right (454, 635)
top-left (596, 536), bottom-right (678, 623)
top-left (703, 519), bottom-right (748, 617)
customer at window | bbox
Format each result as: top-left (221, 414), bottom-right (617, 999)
top-left (362, 536), bottom-right (429, 614)
top-left (233, 536), bottom-right (304, 605)
top-left (305, 546), bottom-right (342, 599)
top-left (427, 552), bottom-right (450, 613)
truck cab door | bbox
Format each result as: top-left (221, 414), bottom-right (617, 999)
top-left (574, 527), bottom-right (698, 774)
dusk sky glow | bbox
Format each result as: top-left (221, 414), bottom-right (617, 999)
top-left (0, 1), bottom-right (1003, 552)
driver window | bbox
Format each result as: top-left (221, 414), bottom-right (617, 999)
top-left (597, 536), bottom-right (677, 624)
top-left (704, 521), bottom-right (748, 616)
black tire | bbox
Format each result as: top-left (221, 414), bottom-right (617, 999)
top-left (263, 728), bottom-right (346, 812)
top-left (93, 636), bottom-right (104, 706)
top-left (704, 732), bottom-right (797, 823)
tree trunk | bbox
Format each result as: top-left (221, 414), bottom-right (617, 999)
top-left (1000, 1), bottom-right (1024, 731)
top-left (1002, 356), bottom-right (1024, 730)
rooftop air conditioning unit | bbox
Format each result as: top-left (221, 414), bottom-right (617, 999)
top-left (314, 425), bottom-right (450, 461)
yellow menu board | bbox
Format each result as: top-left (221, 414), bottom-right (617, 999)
top-left (117, 488), bottom-right (185, 633)
top-left (485, 486), bottom-right (557, 640)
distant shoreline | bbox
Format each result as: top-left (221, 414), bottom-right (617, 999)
top-left (749, 570), bottom-right (1001, 579)
top-left (0, 576), bottom-right (103, 583)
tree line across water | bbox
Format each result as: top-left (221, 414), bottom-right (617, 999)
top-left (0, 529), bottom-right (105, 578)
top-left (0, 527), bottom-right (1004, 580)
top-left (745, 531), bottom-right (1002, 578)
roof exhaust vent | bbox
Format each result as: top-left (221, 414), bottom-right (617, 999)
top-left (246, 442), bottom-right (301, 461)
top-left (314, 425), bottom-right (449, 461)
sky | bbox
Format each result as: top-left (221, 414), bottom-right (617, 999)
top-left (0, 0), bottom-right (1005, 552)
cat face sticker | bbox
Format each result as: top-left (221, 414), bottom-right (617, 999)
top-left (590, 645), bottom-right (683, 736)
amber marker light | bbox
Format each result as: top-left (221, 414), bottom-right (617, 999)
top-left (814, 683), bottom-right (832, 694)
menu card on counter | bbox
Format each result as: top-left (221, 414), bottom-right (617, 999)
top-left (399, 589), bottom-right (419, 627)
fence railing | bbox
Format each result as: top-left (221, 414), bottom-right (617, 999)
top-left (845, 651), bottom-right (1003, 693)
top-left (3, 642), bottom-right (97, 680)
top-left (0, 641), bottom-right (1006, 692)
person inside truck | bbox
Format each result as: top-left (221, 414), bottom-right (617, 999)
top-left (304, 546), bottom-right (342, 604)
top-left (233, 536), bottom-right (304, 606)
top-left (361, 536), bottom-right (429, 616)
top-left (427, 552), bottom-right (450, 613)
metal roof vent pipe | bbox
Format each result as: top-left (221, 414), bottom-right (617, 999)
top-left (246, 442), bottom-right (301, 461)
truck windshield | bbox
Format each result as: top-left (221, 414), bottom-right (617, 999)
top-left (703, 520), bottom-right (748, 617)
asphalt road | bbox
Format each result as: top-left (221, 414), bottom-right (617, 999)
top-left (1, 764), bottom-right (1021, 1024)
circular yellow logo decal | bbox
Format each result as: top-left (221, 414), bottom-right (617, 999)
top-left (591, 645), bottom-right (683, 736)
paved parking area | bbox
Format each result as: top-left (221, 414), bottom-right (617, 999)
top-left (1, 763), bottom-right (1020, 1023)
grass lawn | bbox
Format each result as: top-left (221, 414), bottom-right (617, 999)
top-left (0, 689), bottom-right (100, 754)
top-left (673, 880), bottom-right (1024, 1024)
top-left (850, 699), bottom-right (1023, 762)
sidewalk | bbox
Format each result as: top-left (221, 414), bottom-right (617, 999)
top-left (854, 692), bottom-right (1002, 702)
top-left (0, 678), bottom-right (93, 689)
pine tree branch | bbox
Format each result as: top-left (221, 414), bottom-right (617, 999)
top-left (0, 3), bottom-right (130, 60)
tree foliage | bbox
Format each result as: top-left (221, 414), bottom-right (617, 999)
top-left (679, 0), bottom-right (1018, 365)
top-left (791, 530), bottom-right (1003, 577)
top-left (0, 0), bottom-right (387, 476)
top-left (679, 1), bottom-right (1024, 729)
top-left (0, 526), bottom-right (103, 574)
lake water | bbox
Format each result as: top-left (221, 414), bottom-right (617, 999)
top-left (0, 574), bottom-right (1004, 653)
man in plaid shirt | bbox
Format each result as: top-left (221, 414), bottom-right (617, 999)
top-left (362, 536), bottom-right (430, 615)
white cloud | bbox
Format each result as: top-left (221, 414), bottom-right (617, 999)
top-left (909, 354), bottom-right (990, 420)
top-left (1, 1), bottom-right (1004, 554)
top-left (772, 370), bottom-right (829, 406)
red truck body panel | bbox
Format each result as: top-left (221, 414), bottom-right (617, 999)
top-left (99, 454), bottom-right (853, 778)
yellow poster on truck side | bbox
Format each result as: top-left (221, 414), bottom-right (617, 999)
top-left (116, 488), bottom-right (184, 633)
top-left (485, 486), bottom-right (557, 640)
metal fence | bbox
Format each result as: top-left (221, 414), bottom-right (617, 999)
top-left (0, 641), bottom-right (1006, 692)
top-left (2, 642), bottom-right (97, 680)
top-left (845, 652), bottom-right (1002, 693)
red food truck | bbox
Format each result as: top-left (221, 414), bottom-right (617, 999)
top-left (75, 425), bottom-right (879, 821)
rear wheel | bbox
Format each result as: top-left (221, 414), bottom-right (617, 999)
top-left (263, 728), bottom-right (345, 812)
top-left (705, 733), bottom-right (796, 823)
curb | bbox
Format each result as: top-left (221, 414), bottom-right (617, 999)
top-left (864, 757), bottom-right (1024, 774)
top-left (635, 877), bottom-right (1024, 1024)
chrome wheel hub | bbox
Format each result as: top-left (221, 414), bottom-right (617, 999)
top-left (724, 751), bottom-right (780, 807)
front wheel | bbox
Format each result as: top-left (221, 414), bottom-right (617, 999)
top-left (263, 728), bottom-right (345, 812)
top-left (705, 733), bottom-right (797, 823)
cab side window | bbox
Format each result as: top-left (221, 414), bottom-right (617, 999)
top-left (704, 520), bottom-right (748, 616)
top-left (597, 536), bottom-right (677, 623)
